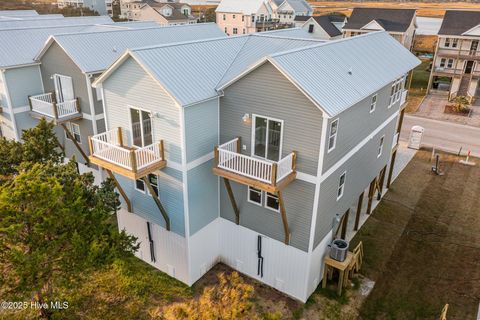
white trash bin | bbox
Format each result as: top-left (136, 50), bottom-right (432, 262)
top-left (408, 125), bottom-right (424, 150)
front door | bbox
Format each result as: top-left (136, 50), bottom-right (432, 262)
top-left (130, 108), bottom-right (152, 147)
top-left (470, 40), bottom-right (479, 55)
top-left (465, 61), bottom-right (474, 74)
top-left (252, 115), bottom-right (283, 161)
top-left (53, 74), bottom-right (74, 103)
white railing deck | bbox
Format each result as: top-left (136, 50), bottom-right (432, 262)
top-left (216, 138), bottom-right (296, 185)
top-left (29, 93), bottom-right (79, 119)
top-left (89, 128), bottom-right (164, 172)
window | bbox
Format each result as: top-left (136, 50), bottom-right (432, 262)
top-left (377, 136), bottom-right (384, 158)
top-left (135, 174), bottom-right (158, 195)
top-left (337, 171), bottom-right (346, 200)
top-left (223, 14), bottom-right (225, 20)
top-left (252, 15), bottom-right (255, 22)
top-left (252, 115), bottom-right (283, 161)
top-left (389, 77), bottom-right (404, 107)
top-left (445, 38), bottom-right (451, 47)
top-left (447, 58), bottom-right (454, 68)
top-left (452, 38), bottom-right (458, 48)
top-left (233, 28), bottom-right (238, 34)
top-left (265, 192), bottom-right (280, 212)
top-left (243, 28), bottom-right (245, 34)
top-left (183, 8), bottom-right (189, 16)
top-left (370, 94), bottom-right (377, 113)
top-left (65, 122), bottom-right (81, 143)
top-left (308, 24), bottom-right (314, 33)
top-left (130, 107), bottom-right (152, 147)
top-left (224, 27), bottom-right (227, 33)
top-left (327, 119), bottom-right (339, 152)
top-left (53, 74), bottom-right (74, 103)
top-left (440, 58), bottom-right (446, 68)
top-left (248, 186), bottom-right (263, 206)
top-left (233, 14), bottom-right (235, 19)
top-left (242, 15), bottom-right (244, 22)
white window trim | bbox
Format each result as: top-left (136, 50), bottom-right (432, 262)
top-left (135, 179), bottom-right (146, 194)
top-left (65, 122), bottom-right (82, 144)
top-left (247, 186), bottom-right (263, 207)
top-left (370, 94), bottom-right (377, 113)
top-left (251, 114), bottom-right (284, 161)
top-left (337, 171), bottom-right (346, 201)
top-left (264, 192), bottom-right (280, 213)
top-left (327, 118), bottom-right (339, 153)
top-left (377, 135), bottom-right (385, 158)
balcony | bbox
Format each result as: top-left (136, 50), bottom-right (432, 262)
top-left (29, 93), bottom-right (81, 123)
top-left (213, 138), bottom-right (297, 193)
top-left (88, 128), bottom-right (166, 179)
top-left (437, 48), bottom-right (480, 60)
top-left (432, 67), bottom-right (480, 78)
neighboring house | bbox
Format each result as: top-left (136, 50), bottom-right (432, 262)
top-left (275, 0), bottom-right (312, 24)
top-left (427, 10), bottom-right (480, 100)
top-left (121, 0), bottom-right (196, 25)
top-left (343, 8), bottom-right (417, 49)
top-left (295, 14), bottom-right (345, 40)
top-left (0, 16), bottom-right (113, 142)
top-left (91, 31), bottom-right (418, 301)
top-left (28, 24), bottom-right (224, 179)
top-left (57, 0), bottom-right (109, 15)
top-left (0, 10), bottom-right (39, 17)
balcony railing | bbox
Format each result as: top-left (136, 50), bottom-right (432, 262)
top-left (400, 90), bottom-right (408, 106)
top-left (437, 48), bottom-right (480, 59)
top-left (88, 128), bottom-right (166, 179)
top-left (433, 67), bottom-right (480, 77)
top-left (214, 137), bottom-right (296, 191)
top-left (29, 92), bottom-right (80, 122)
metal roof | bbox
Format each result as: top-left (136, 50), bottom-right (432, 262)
top-left (269, 32), bottom-right (420, 116)
top-left (215, 0), bottom-right (266, 14)
top-left (0, 16), bottom-right (112, 30)
top-left (42, 23), bottom-right (226, 73)
top-left (280, 0), bottom-right (312, 13)
top-left (0, 10), bottom-right (38, 16)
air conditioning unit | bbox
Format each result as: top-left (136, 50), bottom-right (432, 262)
top-left (329, 239), bottom-right (349, 262)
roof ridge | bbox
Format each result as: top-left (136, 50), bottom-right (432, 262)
top-left (214, 36), bottom-right (252, 88)
top-left (269, 31), bottom-right (384, 58)
top-left (252, 33), bottom-right (324, 42)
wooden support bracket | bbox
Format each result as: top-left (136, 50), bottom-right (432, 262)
top-left (354, 192), bottom-right (364, 231)
top-left (386, 150), bottom-right (397, 188)
top-left (106, 169), bottom-right (132, 213)
top-left (366, 178), bottom-right (376, 215)
top-left (143, 176), bottom-right (171, 231)
top-left (340, 209), bottom-right (350, 240)
top-left (223, 178), bottom-right (240, 224)
top-left (277, 190), bottom-right (290, 245)
top-left (60, 123), bottom-right (90, 166)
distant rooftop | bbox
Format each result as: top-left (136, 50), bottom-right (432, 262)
top-left (343, 8), bottom-right (416, 33)
top-left (0, 15), bottom-right (112, 30)
top-left (438, 10), bottom-right (480, 36)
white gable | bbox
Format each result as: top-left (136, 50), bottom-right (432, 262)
top-left (361, 20), bottom-right (385, 31)
top-left (463, 24), bottom-right (480, 36)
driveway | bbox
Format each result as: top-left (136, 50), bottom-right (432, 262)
top-left (401, 114), bottom-right (480, 157)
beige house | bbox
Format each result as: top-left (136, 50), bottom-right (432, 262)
top-left (428, 10), bottom-right (480, 100)
top-left (121, 0), bottom-right (196, 25)
top-left (343, 8), bottom-right (417, 49)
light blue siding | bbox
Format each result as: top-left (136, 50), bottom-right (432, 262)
top-left (15, 111), bottom-right (39, 136)
top-left (184, 99), bottom-right (218, 163)
top-left (187, 159), bottom-right (219, 235)
top-left (102, 57), bottom-right (182, 164)
top-left (116, 167), bottom-right (186, 236)
top-left (4, 65), bottom-right (43, 108)
top-left (313, 115), bottom-right (398, 247)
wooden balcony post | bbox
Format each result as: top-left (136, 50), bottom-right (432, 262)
top-left (88, 136), bottom-right (94, 155)
top-left (28, 95), bottom-right (33, 111)
top-left (52, 102), bottom-right (59, 119)
top-left (271, 163), bottom-right (278, 187)
top-left (159, 140), bottom-right (165, 160)
top-left (236, 136), bottom-right (241, 153)
top-left (116, 127), bottom-right (123, 147)
top-left (75, 98), bottom-right (81, 113)
top-left (214, 146), bottom-right (219, 168)
top-left (129, 150), bottom-right (137, 173)
top-left (291, 151), bottom-right (297, 172)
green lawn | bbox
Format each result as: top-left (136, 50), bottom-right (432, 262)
top-left (406, 60), bottom-right (431, 113)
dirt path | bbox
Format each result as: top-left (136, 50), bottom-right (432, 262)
top-left (352, 151), bottom-right (480, 319)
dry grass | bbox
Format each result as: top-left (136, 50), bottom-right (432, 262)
top-left (309, 1), bottom-right (480, 18)
top-left (351, 150), bottom-right (480, 320)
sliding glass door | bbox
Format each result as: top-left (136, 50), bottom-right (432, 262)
top-left (253, 115), bottom-right (283, 161)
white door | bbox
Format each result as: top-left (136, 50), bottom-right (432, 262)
top-left (54, 75), bottom-right (74, 103)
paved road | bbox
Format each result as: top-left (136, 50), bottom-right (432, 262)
top-left (400, 115), bottom-right (480, 157)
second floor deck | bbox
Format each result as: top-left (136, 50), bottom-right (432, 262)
top-left (213, 137), bottom-right (297, 193)
top-left (437, 48), bottom-right (480, 61)
top-left (28, 92), bottom-right (81, 124)
top-left (88, 127), bottom-right (166, 179)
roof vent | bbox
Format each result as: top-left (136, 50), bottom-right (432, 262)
top-left (348, 67), bottom-right (353, 75)
top-left (112, 46), bottom-right (117, 53)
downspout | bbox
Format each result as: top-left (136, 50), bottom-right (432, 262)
top-left (1, 69), bottom-right (19, 141)
top-left (85, 74), bottom-right (98, 135)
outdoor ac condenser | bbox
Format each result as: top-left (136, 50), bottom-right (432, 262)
top-left (329, 239), bottom-right (349, 262)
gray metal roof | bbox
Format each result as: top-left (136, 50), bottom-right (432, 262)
top-left (102, 31), bottom-right (418, 116)
top-left (44, 23), bottom-right (226, 73)
top-left (0, 10), bottom-right (38, 16)
top-left (269, 32), bottom-right (420, 116)
top-left (126, 32), bottom-right (321, 106)
top-left (0, 16), bottom-right (112, 30)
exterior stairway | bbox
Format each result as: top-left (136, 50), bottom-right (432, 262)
top-left (458, 75), bottom-right (471, 96)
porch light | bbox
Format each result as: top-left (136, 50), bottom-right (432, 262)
top-left (242, 113), bottom-right (251, 125)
